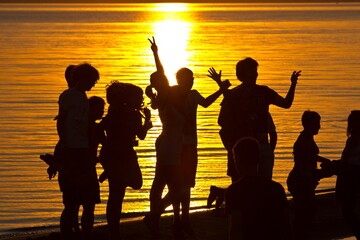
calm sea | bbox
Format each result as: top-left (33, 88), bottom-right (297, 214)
top-left (0, 2), bottom-right (359, 236)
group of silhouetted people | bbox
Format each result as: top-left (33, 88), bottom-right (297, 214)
top-left (40, 37), bottom-right (360, 240)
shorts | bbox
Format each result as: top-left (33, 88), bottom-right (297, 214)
top-left (59, 148), bottom-right (100, 205)
top-left (180, 144), bottom-right (198, 188)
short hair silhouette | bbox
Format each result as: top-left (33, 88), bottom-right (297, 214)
top-left (65, 64), bottom-right (76, 88)
top-left (72, 63), bottom-right (99, 86)
top-left (176, 67), bottom-right (193, 82)
top-left (236, 57), bottom-right (258, 82)
top-left (301, 110), bottom-right (320, 129)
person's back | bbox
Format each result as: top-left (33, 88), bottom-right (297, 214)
top-left (219, 84), bottom-right (277, 146)
top-left (212, 57), bottom-right (300, 181)
top-left (226, 176), bottom-right (289, 240)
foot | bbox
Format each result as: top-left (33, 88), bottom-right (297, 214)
top-left (143, 214), bottom-right (159, 236)
top-left (207, 185), bottom-right (218, 208)
top-left (182, 221), bottom-right (197, 239)
top-left (215, 188), bottom-right (225, 209)
top-left (172, 223), bottom-right (185, 240)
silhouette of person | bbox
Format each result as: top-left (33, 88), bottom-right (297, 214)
top-left (335, 110), bottom-right (360, 239)
top-left (40, 64), bottom-right (81, 234)
top-left (41, 64), bottom-right (77, 180)
top-left (207, 112), bottom-right (278, 210)
top-left (56, 63), bottom-right (100, 240)
top-left (149, 66), bottom-right (229, 238)
top-left (209, 58), bottom-right (301, 182)
top-left (226, 137), bottom-right (291, 240)
top-left (287, 110), bottom-right (331, 240)
top-left (144, 37), bottom-right (188, 239)
top-left (99, 81), bottom-right (152, 240)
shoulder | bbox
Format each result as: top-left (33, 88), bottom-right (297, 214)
top-left (256, 85), bottom-right (278, 96)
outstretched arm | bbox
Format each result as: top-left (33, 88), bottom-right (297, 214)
top-left (206, 67), bottom-right (231, 103)
top-left (199, 90), bottom-right (223, 108)
top-left (148, 36), bottom-right (164, 73)
top-left (273, 70), bottom-right (301, 109)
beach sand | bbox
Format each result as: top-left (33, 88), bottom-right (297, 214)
top-left (1, 192), bottom-right (356, 240)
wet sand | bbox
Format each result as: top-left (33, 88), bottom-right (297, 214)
top-left (1, 191), bottom-right (355, 240)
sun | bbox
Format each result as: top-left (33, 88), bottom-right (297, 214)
top-left (152, 20), bottom-right (192, 85)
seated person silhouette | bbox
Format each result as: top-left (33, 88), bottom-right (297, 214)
top-left (226, 137), bottom-right (291, 240)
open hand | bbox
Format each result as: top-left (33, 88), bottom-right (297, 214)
top-left (207, 67), bottom-right (222, 84)
top-left (291, 70), bottom-right (301, 84)
top-left (143, 107), bottom-right (151, 121)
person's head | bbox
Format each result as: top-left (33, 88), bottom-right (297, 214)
top-left (347, 110), bottom-right (360, 138)
top-left (232, 137), bottom-right (260, 176)
top-left (176, 67), bottom-right (194, 92)
top-left (72, 63), bottom-right (99, 91)
top-left (106, 81), bottom-right (144, 111)
top-left (64, 64), bottom-right (76, 88)
top-left (89, 96), bottom-right (105, 121)
top-left (301, 110), bottom-right (321, 135)
top-left (236, 57), bottom-right (258, 84)
top-left (126, 83), bottom-right (145, 110)
top-left (150, 71), bottom-right (169, 92)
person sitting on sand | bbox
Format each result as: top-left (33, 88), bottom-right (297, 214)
top-left (207, 112), bottom-right (277, 211)
top-left (226, 137), bottom-right (291, 240)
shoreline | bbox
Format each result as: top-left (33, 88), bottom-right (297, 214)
top-left (0, 190), bottom-right (357, 240)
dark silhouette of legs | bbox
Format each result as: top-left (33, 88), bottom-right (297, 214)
top-left (81, 203), bottom-right (95, 239)
top-left (60, 203), bottom-right (78, 239)
top-left (107, 179), bottom-right (126, 240)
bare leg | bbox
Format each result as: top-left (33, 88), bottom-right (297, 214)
top-left (107, 179), bottom-right (126, 240)
top-left (60, 203), bottom-right (78, 239)
top-left (81, 203), bottom-right (95, 239)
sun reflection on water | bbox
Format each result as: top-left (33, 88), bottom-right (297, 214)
top-left (151, 20), bottom-right (192, 85)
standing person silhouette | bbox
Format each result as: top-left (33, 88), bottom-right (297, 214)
top-left (170, 67), bottom-right (228, 238)
top-left (144, 37), bottom-right (188, 239)
top-left (226, 137), bottom-right (291, 240)
top-left (56, 63), bottom-right (100, 240)
top-left (287, 110), bottom-right (331, 240)
top-left (208, 58), bottom-right (301, 182)
top-left (99, 81), bottom-right (152, 240)
top-left (336, 110), bottom-right (360, 239)
top-left (207, 112), bottom-right (277, 210)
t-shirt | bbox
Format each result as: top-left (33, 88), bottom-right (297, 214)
top-left (218, 84), bottom-right (278, 148)
top-left (58, 88), bottom-right (89, 148)
top-left (226, 176), bottom-right (289, 240)
top-left (293, 131), bottom-right (319, 172)
top-left (183, 90), bottom-right (204, 145)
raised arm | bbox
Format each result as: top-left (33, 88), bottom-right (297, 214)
top-left (273, 70), bottom-right (301, 109)
top-left (206, 67), bottom-right (232, 102)
top-left (148, 36), bottom-right (164, 73)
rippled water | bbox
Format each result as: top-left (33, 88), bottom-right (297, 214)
top-left (0, 2), bottom-right (360, 235)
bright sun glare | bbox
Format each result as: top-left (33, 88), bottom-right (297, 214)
top-left (153, 3), bottom-right (189, 12)
top-left (152, 20), bottom-right (191, 85)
